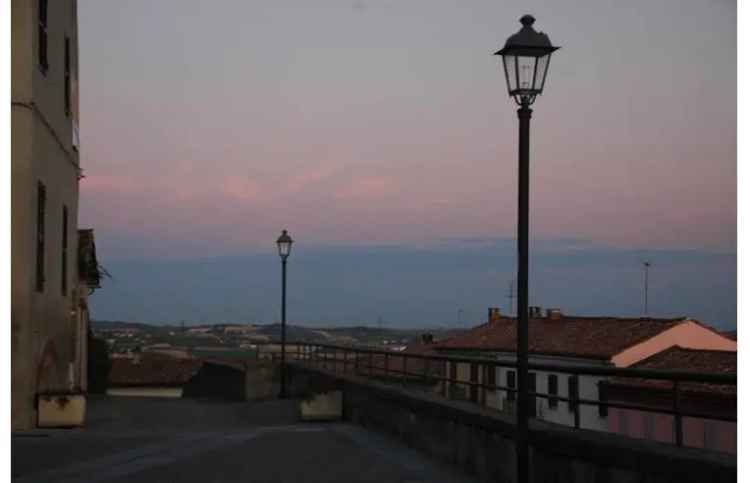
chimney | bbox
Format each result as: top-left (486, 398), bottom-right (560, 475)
top-left (488, 307), bottom-right (502, 325)
top-left (529, 306), bottom-right (542, 318)
top-left (421, 333), bottom-right (434, 345)
top-left (546, 308), bottom-right (562, 320)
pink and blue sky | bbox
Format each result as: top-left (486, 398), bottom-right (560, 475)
top-left (77, 1), bottom-right (737, 327)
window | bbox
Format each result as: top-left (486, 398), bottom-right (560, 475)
top-left (597, 381), bottom-right (608, 417)
top-left (548, 374), bottom-right (558, 408)
top-left (469, 363), bottom-right (478, 403)
top-left (487, 364), bottom-right (496, 390)
top-left (528, 372), bottom-right (537, 417)
top-left (448, 361), bottom-right (457, 398)
top-left (61, 205), bottom-right (68, 295)
top-left (36, 182), bottom-right (46, 292)
top-left (506, 370), bottom-right (516, 401)
top-left (38, 0), bottom-right (49, 72)
top-left (64, 37), bottom-right (71, 114)
top-left (567, 375), bottom-right (578, 413)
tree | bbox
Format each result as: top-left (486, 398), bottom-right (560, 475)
top-left (87, 329), bottom-right (111, 393)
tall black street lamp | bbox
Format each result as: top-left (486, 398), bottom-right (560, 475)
top-left (276, 229), bottom-right (293, 398)
top-left (495, 15), bottom-right (558, 483)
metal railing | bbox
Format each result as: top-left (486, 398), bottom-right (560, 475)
top-left (289, 342), bottom-right (736, 449)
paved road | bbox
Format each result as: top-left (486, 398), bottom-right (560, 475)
top-left (12, 396), bottom-right (476, 483)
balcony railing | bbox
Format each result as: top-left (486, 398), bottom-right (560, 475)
top-left (288, 342), bottom-right (736, 450)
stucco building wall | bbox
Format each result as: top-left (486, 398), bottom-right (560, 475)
top-left (11, 0), bottom-right (83, 430)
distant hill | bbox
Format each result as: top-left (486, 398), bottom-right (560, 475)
top-left (92, 319), bottom-right (466, 345)
top-left (92, 320), bottom-right (158, 331)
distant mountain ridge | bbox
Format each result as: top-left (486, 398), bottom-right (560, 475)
top-left (92, 320), bottom-right (157, 331)
top-left (91, 319), bottom-right (466, 345)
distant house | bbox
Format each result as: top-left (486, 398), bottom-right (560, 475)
top-left (433, 307), bottom-right (736, 432)
top-left (223, 325), bottom-right (257, 334)
top-left (107, 353), bottom-right (256, 401)
top-left (107, 354), bottom-right (203, 398)
top-left (605, 346), bottom-right (736, 453)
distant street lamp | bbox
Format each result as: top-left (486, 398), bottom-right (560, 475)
top-left (276, 229), bottom-right (293, 398)
top-left (495, 15), bottom-right (558, 483)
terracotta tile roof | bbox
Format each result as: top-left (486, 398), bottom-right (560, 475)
top-left (433, 316), bottom-right (687, 360)
top-left (108, 354), bottom-right (203, 387)
top-left (613, 346), bottom-right (736, 397)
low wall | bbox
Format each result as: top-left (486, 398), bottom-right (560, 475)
top-left (288, 363), bottom-right (736, 483)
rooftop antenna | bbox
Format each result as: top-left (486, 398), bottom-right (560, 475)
top-left (507, 280), bottom-right (515, 314)
top-left (642, 261), bottom-right (651, 316)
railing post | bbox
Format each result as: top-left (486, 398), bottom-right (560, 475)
top-left (443, 361), bottom-right (449, 398)
top-left (470, 362), bottom-right (478, 403)
top-left (571, 374), bottom-right (581, 429)
top-left (402, 354), bottom-right (408, 386)
top-left (673, 381), bottom-right (683, 447)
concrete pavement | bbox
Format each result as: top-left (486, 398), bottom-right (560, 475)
top-left (12, 396), bottom-right (476, 483)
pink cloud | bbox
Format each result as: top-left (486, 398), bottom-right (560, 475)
top-left (334, 175), bottom-right (392, 200)
top-left (81, 174), bottom-right (142, 195)
top-left (283, 166), bottom-right (338, 195)
top-left (221, 177), bottom-right (263, 202)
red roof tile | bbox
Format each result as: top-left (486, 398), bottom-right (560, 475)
top-left (614, 346), bottom-right (736, 396)
top-left (434, 316), bottom-right (686, 360)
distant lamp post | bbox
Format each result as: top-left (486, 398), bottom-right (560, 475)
top-left (276, 229), bottom-right (293, 398)
top-left (494, 15), bottom-right (558, 483)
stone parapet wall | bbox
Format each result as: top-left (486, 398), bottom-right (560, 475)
top-left (288, 363), bottom-right (736, 483)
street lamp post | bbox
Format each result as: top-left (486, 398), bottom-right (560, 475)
top-left (495, 15), bottom-right (558, 483)
top-left (276, 229), bottom-right (294, 398)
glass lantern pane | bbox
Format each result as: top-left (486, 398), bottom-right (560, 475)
top-left (503, 55), bottom-right (517, 93)
top-left (517, 56), bottom-right (536, 92)
top-left (534, 54), bottom-right (549, 92)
